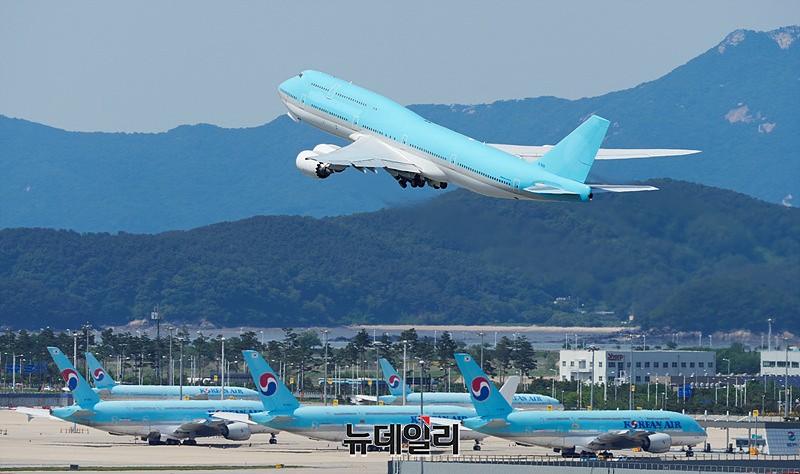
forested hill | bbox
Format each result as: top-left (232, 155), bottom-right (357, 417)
top-left (1, 180), bottom-right (797, 333)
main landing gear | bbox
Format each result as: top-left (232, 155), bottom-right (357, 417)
top-left (269, 434), bottom-right (278, 444)
top-left (395, 175), bottom-right (447, 189)
top-left (472, 440), bottom-right (482, 451)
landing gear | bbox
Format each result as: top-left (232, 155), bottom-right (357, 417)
top-left (472, 440), bottom-right (481, 451)
top-left (182, 439), bottom-right (197, 446)
top-left (165, 438), bottom-right (180, 445)
top-left (685, 447), bottom-right (694, 457)
top-left (394, 174), bottom-right (447, 190)
top-left (269, 434), bottom-right (278, 445)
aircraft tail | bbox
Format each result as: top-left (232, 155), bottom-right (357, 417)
top-left (379, 358), bottom-right (414, 398)
top-left (47, 347), bottom-right (101, 407)
top-left (538, 115), bottom-right (610, 183)
top-left (241, 350), bottom-right (300, 413)
top-left (85, 352), bottom-right (116, 389)
top-left (454, 353), bottom-right (513, 418)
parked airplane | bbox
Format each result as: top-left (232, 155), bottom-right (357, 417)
top-left (16, 347), bottom-right (278, 445)
top-left (377, 358), bottom-right (564, 410)
top-left (453, 353), bottom-right (706, 457)
top-left (279, 70), bottom-right (699, 202)
top-left (85, 352), bottom-right (260, 400)
top-left (218, 350), bottom-right (487, 450)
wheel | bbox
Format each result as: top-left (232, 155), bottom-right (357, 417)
top-left (473, 444), bottom-right (481, 451)
top-left (269, 438), bottom-right (277, 445)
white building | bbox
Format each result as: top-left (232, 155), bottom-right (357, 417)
top-left (559, 349), bottom-right (716, 385)
top-left (760, 347), bottom-right (800, 376)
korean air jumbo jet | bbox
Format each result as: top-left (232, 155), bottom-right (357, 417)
top-left (377, 358), bottom-right (564, 410)
top-left (453, 353), bottom-right (706, 457)
top-left (279, 70), bottom-right (699, 202)
top-left (216, 350), bottom-right (487, 450)
top-left (16, 347), bottom-right (278, 445)
top-left (85, 352), bottom-right (260, 401)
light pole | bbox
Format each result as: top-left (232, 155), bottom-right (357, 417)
top-left (322, 329), bottom-right (330, 406)
top-left (723, 357), bottom-right (731, 375)
top-left (588, 345), bottom-right (598, 410)
top-left (647, 373), bottom-right (651, 402)
top-left (477, 332), bottom-right (485, 370)
top-left (220, 337), bottom-right (225, 400)
top-left (401, 340), bottom-right (408, 406)
top-left (549, 369), bottom-right (557, 399)
top-left (767, 318), bottom-right (773, 352)
top-left (179, 337), bottom-right (185, 400)
top-left (11, 353), bottom-right (23, 391)
top-left (167, 326), bottom-right (174, 385)
top-left (784, 337), bottom-right (790, 419)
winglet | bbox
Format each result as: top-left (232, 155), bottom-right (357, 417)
top-left (48, 347), bottom-right (101, 407)
top-left (85, 352), bottom-right (116, 389)
top-left (241, 350), bottom-right (300, 413)
top-left (453, 353), bottom-right (513, 418)
top-left (498, 375), bottom-right (520, 405)
top-left (379, 358), bottom-right (414, 398)
top-left (538, 115), bottom-right (610, 183)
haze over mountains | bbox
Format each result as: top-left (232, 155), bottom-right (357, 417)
top-left (1, 27), bottom-right (797, 233)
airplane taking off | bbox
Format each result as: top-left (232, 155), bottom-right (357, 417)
top-left (278, 70), bottom-right (699, 202)
top-left (85, 352), bottom-right (260, 401)
top-left (220, 350), bottom-right (487, 450)
top-left (376, 358), bottom-right (564, 410)
top-left (453, 353), bottom-right (706, 457)
top-left (16, 347), bottom-right (278, 446)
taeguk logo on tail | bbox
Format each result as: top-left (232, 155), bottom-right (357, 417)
top-left (388, 375), bottom-right (401, 389)
top-left (93, 368), bottom-right (106, 381)
top-left (258, 373), bottom-right (278, 397)
top-left (470, 376), bottom-right (491, 401)
top-left (61, 369), bottom-right (80, 391)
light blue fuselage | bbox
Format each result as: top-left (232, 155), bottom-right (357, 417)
top-left (93, 385), bottom-right (260, 401)
top-left (466, 409), bottom-right (706, 450)
top-left (251, 404), bottom-right (483, 442)
top-left (278, 70), bottom-right (592, 202)
top-left (379, 393), bottom-right (564, 410)
top-left (51, 399), bottom-right (270, 440)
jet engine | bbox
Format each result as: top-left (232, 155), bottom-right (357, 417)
top-left (295, 144), bottom-right (343, 179)
top-left (641, 433), bottom-right (671, 453)
top-left (220, 422), bottom-right (252, 441)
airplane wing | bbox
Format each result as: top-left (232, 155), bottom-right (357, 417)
top-left (586, 429), bottom-right (651, 451)
top-left (211, 411), bottom-right (258, 425)
top-left (172, 420), bottom-right (210, 437)
top-left (498, 376), bottom-right (520, 405)
top-left (303, 135), bottom-right (421, 174)
top-left (15, 407), bottom-right (61, 422)
top-left (488, 143), bottom-right (700, 162)
top-left (350, 394), bottom-right (378, 405)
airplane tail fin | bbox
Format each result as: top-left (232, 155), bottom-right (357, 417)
top-left (85, 352), bottom-right (116, 389)
top-left (241, 350), bottom-right (300, 413)
top-left (538, 115), bottom-right (610, 183)
top-left (48, 347), bottom-right (101, 407)
top-left (454, 353), bottom-right (513, 418)
top-left (379, 358), bottom-right (414, 398)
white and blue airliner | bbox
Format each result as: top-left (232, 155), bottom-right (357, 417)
top-left (454, 353), bottom-right (707, 457)
top-left (85, 351), bottom-right (260, 401)
top-left (279, 70), bottom-right (699, 202)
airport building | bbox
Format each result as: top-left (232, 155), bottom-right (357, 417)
top-left (558, 349), bottom-right (716, 385)
top-left (760, 347), bottom-right (800, 376)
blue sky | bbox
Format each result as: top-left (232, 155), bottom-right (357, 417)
top-left (1, 0), bottom-right (798, 132)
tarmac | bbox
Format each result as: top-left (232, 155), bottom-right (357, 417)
top-left (0, 408), bottom-right (761, 473)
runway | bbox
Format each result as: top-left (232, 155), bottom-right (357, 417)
top-left (0, 408), bottom-right (756, 473)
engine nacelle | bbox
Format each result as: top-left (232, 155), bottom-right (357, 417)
top-left (220, 422), bottom-right (252, 441)
top-left (296, 150), bottom-right (333, 179)
top-left (641, 433), bottom-right (671, 453)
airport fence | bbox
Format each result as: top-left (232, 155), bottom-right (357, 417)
top-left (390, 454), bottom-right (800, 474)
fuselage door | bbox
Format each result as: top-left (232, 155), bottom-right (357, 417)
top-left (327, 84), bottom-right (341, 99)
top-left (513, 179), bottom-right (520, 189)
top-left (450, 154), bottom-right (457, 164)
top-left (402, 134), bottom-right (408, 145)
top-left (354, 115), bottom-right (360, 126)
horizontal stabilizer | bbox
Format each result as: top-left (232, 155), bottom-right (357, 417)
top-left (590, 184), bottom-right (659, 193)
top-left (595, 149), bottom-right (701, 160)
top-left (15, 407), bottom-right (58, 421)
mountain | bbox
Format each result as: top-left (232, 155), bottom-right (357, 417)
top-left (1, 27), bottom-right (798, 233)
top-left (1, 180), bottom-right (798, 333)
